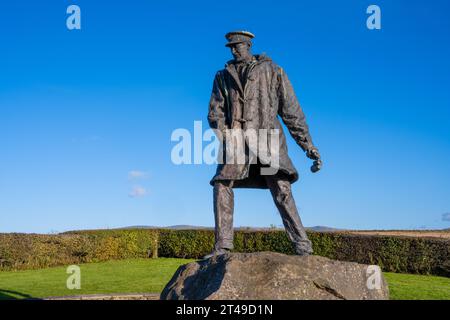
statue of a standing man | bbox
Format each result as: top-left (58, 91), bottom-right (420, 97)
top-left (205, 31), bottom-right (322, 258)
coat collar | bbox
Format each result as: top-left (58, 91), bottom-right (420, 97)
top-left (225, 54), bottom-right (272, 68)
top-left (224, 55), bottom-right (272, 95)
top-left (225, 63), bottom-right (244, 95)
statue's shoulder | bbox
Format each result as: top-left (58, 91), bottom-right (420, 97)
top-left (213, 69), bottom-right (228, 90)
top-left (254, 54), bottom-right (271, 64)
top-left (254, 54), bottom-right (280, 71)
top-left (215, 61), bottom-right (235, 77)
top-left (220, 60), bottom-right (234, 72)
top-left (214, 68), bottom-right (227, 81)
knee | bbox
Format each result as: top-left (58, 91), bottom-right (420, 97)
top-left (214, 181), bottom-right (233, 195)
top-left (214, 181), bottom-right (229, 189)
top-left (274, 181), bottom-right (292, 204)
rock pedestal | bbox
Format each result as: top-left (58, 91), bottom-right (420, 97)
top-left (160, 252), bottom-right (389, 300)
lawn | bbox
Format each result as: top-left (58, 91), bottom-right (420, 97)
top-left (0, 258), bottom-right (449, 300)
top-left (384, 272), bottom-right (450, 300)
top-left (0, 258), bottom-right (195, 300)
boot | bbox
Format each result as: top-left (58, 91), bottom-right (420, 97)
top-left (202, 248), bottom-right (231, 260)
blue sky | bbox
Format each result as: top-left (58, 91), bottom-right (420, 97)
top-left (1, 1), bottom-right (449, 233)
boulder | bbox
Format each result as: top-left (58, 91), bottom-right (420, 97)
top-left (160, 252), bottom-right (389, 300)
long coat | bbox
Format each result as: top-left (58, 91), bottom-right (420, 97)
top-left (208, 54), bottom-right (315, 189)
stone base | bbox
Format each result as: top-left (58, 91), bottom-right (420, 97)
top-left (160, 252), bottom-right (389, 300)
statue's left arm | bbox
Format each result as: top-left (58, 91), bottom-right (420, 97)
top-left (276, 67), bottom-right (320, 161)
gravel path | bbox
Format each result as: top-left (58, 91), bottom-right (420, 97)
top-left (44, 293), bottom-right (160, 300)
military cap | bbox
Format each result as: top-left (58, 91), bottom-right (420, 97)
top-left (225, 31), bottom-right (255, 47)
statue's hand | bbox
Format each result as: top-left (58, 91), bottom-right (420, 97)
top-left (306, 147), bottom-right (322, 173)
top-left (306, 147), bottom-right (320, 161)
top-left (311, 159), bottom-right (322, 173)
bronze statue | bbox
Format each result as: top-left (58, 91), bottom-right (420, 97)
top-left (205, 31), bottom-right (322, 259)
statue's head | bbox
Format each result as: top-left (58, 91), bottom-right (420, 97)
top-left (225, 31), bottom-right (255, 62)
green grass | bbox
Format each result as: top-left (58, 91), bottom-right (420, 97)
top-left (0, 258), bottom-right (449, 300)
top-left (0, 258), bottom-right (195, 300)
top-left (384, 272), bottom-right (450, 300)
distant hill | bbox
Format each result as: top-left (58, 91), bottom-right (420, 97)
top-left (116, 225), bottom-right (343, 232)
top-left (60, 225), bottom-right (449, 236)
top-left (167, 225), bottom-right (212, 230)
top-left (116, 225), bottom-right (212, 230)
top-left (307, 226), bottom-right (343, 232)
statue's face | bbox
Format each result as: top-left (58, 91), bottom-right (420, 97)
top-left (230, 42), bottom-right (251, 61)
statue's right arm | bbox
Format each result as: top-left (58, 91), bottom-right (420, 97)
top-left (208, 72), bottom-right (226, 133)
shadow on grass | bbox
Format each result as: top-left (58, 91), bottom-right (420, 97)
top-left (0, 289), bottom-right (37, 300)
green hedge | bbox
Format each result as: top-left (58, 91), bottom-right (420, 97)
top-left (157, 230), bottom-right (449, 277)
top-left (0, 229), bottom-right (158, 271)
top-left (0, 229), bottom-right (448, 277)
top-left (332, 233), bottom-right (450, 276)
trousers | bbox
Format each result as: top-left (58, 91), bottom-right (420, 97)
top-left (213, 174), bottom-right (313, 255)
